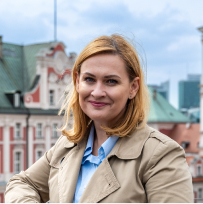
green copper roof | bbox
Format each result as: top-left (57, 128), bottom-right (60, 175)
top-left (148, 86), bottom-right (190, 123)
top-left (0, 41), bottom-right (53, 110)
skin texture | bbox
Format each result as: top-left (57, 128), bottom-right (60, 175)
top-left (76, 53), bottom-right (139, 155)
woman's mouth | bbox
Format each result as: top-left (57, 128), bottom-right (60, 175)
top-left (89, 101), bottom-right (109, 108)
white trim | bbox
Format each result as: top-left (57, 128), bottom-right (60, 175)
top-left (197, 164), bottom-right (202, 176)
top-left (35, 149), bottom-right (44, 161)
top-left (52, 123), bottom-right (58, 138)
top-left (14, 93), bottom-right (20, 107)
top-left (15, 123), bottom-right (22, 139)
top-left (13, 149), bottom-right (23, 174)
top-left (36, 123), bottom-right (43, 139)
top-left (198, 188), bottom-right (203, 199)
top-left (49, 90), bottom-right (55, 106)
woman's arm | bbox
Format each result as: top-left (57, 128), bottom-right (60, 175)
top-left (5, 136), bottom-right (63, 203)
top-left (143, 138), bottom-right (193, 203)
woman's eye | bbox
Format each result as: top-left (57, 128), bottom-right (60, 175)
top-left (85, 77), bottom-right (95, 82)
top-left (107, 79), bottom-right (118, 85)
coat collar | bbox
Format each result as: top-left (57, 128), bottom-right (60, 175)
top-left (63, 124), bottom-right (154, 160)
top-left (110, 124), bottom-right (155, 160)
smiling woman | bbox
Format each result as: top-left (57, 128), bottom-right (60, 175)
top-left (5, 34), bottom-right (193, 203)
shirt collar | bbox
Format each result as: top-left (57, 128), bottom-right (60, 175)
top-left (83, 124), bottom-right (95, 157)
top-left (82, 124), bottom-right (119, 163)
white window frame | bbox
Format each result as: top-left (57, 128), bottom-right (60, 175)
top-left (198, 188), bottom-right (203, 199)
top-left (52, 123), bottom-right (58, 138)
top-left (197, 165), bottom-right (202, 176)
top-left (36, 123), bottom-right (43, 139)
top-left (0, 150), bottom-right (1, 174)
top-left (36, 150), bottom-right (43, 161)
top-left (49, 90), bottom-right (55, 105)
top-left (13, 150), bottom-right (23, 174)
top-left (14, 93), bottom-right (20, 107)
top-left (15, 123), bottom-right (21, 139)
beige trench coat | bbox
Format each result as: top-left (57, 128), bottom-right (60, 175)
top-left (5, 125), bottom-right (193, 203)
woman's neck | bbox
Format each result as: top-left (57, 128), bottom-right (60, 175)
top-left (92, 121), bottom-right (108, 156)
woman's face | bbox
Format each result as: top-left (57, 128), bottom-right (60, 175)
top-left (76, 53), bottom-right (139, 127)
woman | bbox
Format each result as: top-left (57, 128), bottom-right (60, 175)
top-left (5, 35), bottom-right (193, 203)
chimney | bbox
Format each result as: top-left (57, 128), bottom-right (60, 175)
top-left (0, 36), bottom-right (2, 60)
top-left (153, 89), bottom-right (157, 100)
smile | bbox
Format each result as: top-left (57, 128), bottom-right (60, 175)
top-left (89, 101), bottom-right (109, 108)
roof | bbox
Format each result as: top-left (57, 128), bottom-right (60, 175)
top-left (148, 87), bottom-right (190, 123)
top-left (0, 41), bottom-right (55, 114)
top-left (168, 123), bottom-right (200, 154)
top-left (0, 107), bottom-right (59, 115)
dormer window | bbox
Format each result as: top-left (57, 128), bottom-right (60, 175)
top-left (5, 90), bottom-right (21, 108)
top-left (197, 165), bottom-right (202, 176)
top-left (49, 90), bottom-right (55, 105)
top-left (181, 141), bottom-right (190, 149)
top-left (14, 93), bottom-right (20, 107)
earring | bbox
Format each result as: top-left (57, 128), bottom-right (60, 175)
top-left (129, 95), bottom-right (132, 98)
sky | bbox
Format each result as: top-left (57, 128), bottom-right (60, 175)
top-left (0, 0), bottom-right (203, 108)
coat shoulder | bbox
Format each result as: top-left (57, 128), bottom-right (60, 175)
top-left (147, 126), bottom-right (181, 147)
top-left (141, 126), bottom-right (184, 166)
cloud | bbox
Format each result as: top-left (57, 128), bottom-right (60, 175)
top-left (0, 0), bottom-right (202, 108)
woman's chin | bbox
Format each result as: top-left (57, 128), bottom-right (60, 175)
top-left (90, 115), bottom-right (110, 126)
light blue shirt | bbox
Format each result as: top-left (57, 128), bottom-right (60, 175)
top-left (73, 125), bottom-right (119, 203)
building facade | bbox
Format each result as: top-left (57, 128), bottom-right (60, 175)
top-left (0, 37), bottom-right (75, 202)
top-left (179, 74), bottom-right (200, 111)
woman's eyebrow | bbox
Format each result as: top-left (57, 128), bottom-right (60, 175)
top-left (104, 75), bottom-right (121, 79)
top-left (82, 72), bottom-right (121, 79)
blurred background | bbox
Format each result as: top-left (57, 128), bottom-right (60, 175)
top-left (0, 0), bottom-right (203, 202)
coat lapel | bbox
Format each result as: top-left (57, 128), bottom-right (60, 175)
top-left (79, 158), bottom-right (120, 203)
top-left (58, 135), bottom-right (88, 203)
top-left (79, 138), bottom-right (122, 203)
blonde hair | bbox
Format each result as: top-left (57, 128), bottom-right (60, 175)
top-left (59, 34), bottom-right (150, 143)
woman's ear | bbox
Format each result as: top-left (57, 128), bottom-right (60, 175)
top-left (129, 77), bottom-right (140, 99)
top-left (75, 72), bottom-right (80, 92)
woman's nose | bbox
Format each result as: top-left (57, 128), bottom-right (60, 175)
top-left (91, 82), bottom-right (106, 98)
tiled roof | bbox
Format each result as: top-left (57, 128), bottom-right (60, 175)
top-left (169, 123), bottom-right (200, 153)
top-left (148, 87), bottom-right (190, 123)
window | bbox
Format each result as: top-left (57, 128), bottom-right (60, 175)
top-left (49, 90), bottom-right (54, 105)
top-left (197, 165), bottom-right (202, 176)
top-left (14, 152), bottom-right (21, 173)
top-left (53, 123), bottom-right (58, 138)
top-left (181, 141), bottom-right (190, 149)
top-left (36, 123), bottom-right (42, 138)
top-left (36, 151), bottom-right (43, 160)
top-left (15, 123), bottom-right (21, 139)
top-left (198, 188), bottom-right (203, 199)
top-left (14, 93), bottom-right (20, 107)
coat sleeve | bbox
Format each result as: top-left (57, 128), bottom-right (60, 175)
top-left (4, 135), bottom-right (63, 203)
top-left (143, 138), bottom-right (194, 203)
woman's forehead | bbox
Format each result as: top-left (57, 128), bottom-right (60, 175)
top-left (80, 53), bottom-right (126, 73)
